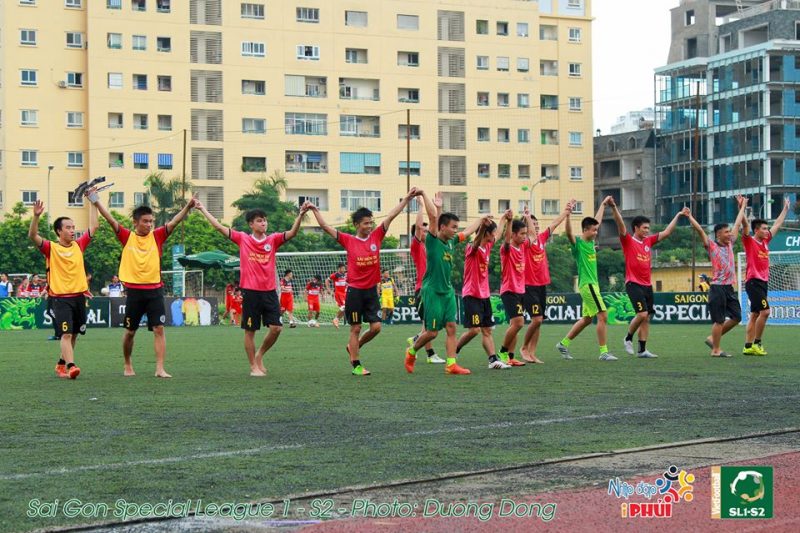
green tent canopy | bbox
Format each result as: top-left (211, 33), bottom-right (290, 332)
top-left (177, 250), bottom-right (240, 270)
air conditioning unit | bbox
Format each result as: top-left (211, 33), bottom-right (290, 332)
top-left (58, 81), bottom-right (67, 88)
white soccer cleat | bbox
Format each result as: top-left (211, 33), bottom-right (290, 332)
top-left (556, 342), bottom-right (574, 360)
top-left (623, 338), bottom-right (634, 355)
top-left (427, 354), bottom-right (446, 364)
top-left (637, 350), bottom-right (658, 359)
top-left (488, 360), bottom-right (512, 369)
top-left (599, 352), bottom-right (618, 361)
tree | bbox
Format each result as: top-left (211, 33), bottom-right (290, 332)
top-left (83, 212), bottom-right (130, 290)
top-left (0, 213), bottom-right (42, 275)
top-left (143, 172), bottom-right (190, 226)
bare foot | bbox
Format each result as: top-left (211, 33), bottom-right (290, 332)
top-left (258, 364), bottom-right (267, 374)
top-left (123, 367), bottom-right (136, 376)
top-left (155, 370), bottom-right (172, 378)
top-left (520, 348), bottom-right (536, 363)
top-left (250, 369), bottom-right (266, 377)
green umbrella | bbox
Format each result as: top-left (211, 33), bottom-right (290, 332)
top-left (177, 250), bottom-right (240, 270)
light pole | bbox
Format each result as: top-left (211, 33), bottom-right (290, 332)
top-left (521, 177), bottom-right (548, 216)
top-left (46, 165), bottom-right (54, 218)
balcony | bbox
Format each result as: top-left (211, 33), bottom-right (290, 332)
top-left (340, 115), bottom-right (380, 138)
top-left (339, 78), bottom-right (379, 101)
top-left (285, 151), bottom-right (328, 173)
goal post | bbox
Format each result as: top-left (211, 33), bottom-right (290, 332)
top-left (161, 269), bottom-right (205, 298)
top-left (737, 251), bottom-right (800, 325)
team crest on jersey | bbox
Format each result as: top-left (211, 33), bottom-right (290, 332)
top-left (264, 244), bottom-right (272, 252)
top-left (443, 252), bottom-right (453, 262)
top-left (370, 244), bottom-right (377, 252)
top-left (644, 246), bottom-right (650, 252)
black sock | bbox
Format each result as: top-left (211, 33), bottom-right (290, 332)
top-left (508, 352), bottom-right (515, 360)
top-left (754, 338), bottom-right (761, 345)
top-left (638, 340), bottom-right (646, 353)
top-left (455, 348), bottom-right (461, 355)
top-left (66, 362), bottom-right (75, 369)
top-left (625, 333), bottom-right (634, 342)
top-left (426, 348), bottom-right (435, 356)
top-left (57, 359), bottom-right (66, 365)
top-left (352, 359), bottom-right (361, 368)
top-left (488, 354), bottom-right (498, 363)
top-left (500, 346), bottom-right (508, 354)
top-left (745, 342), bottom-right (753, 348)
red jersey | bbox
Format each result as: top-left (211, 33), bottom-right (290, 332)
top-left (410, 236), bottom-right (427, 292)
top-left (336, 224), bottom-right (387, 289)
top-left (306, 281), bottom-right (321, 300)
top-left (620, 233), bottom-right (660, 286)
top-left (231, 230), bottom-right (286, 292)
top-left (280, 278), bottom-right (294, 295)
top-left (329, 271), bottom-right (348, 294)
top-left (462, 239), bottom-right (494, 299)
top-left (500, 243), bottom-right (525, 294)
top-left (742, 232), bottom-right (772, 282)
top-left (523, 228), bottom-right (551, 287)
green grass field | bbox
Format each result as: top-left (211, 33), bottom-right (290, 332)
top-left (2, 323), bottom-right (799, 532)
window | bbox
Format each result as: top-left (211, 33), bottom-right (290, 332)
top-left (517, 57), bottom-right (530, 72)
top-left (241, 3), bottom-right (264, 19)
top-left (497, 128), bottom-right (510, 143)
top-left (397, 14), bottom-right (418, 30)
top-left (518, 129), bottom-right (530, 143)
top-left (134, 192), bottom-right (149, 205)
top-left (341, 190), bottom-right (381, 212)
top-left (398, 161), bottom-right (421, 176)
top-left (398, 124), bottom-right (420, 139)
top-left (132, 0), bottom-right (145, 11)
top-left (518, 93), bottom-right (530, 108)
top-left (22, 191), bottom-right (39, 206)
top-left (478, 163), bottom-right (490, 178)
top-left (541, 199), bottom-right (560, 215)
top-left (286, 151), bottom-right (327, 173)
top-left (157, 75), bottom-right (172, 91)
top-left (132, 35), bottom-right (146, 50)
top-left (157, 154), bottom-right (173, 170)
top-left (156, 36), bottom-right (171, 52)
top-left (66, 0), bottom-right (82, 6)
top-left (345, 48), bottom-right (367, 64)
top-left (398, 52), bottom-right (419, 67)
top-left (569, 131), bottom-right (583, 146)
top-left (477, 127), bottom-right (490, 142)
top-left (496, 56), bottom-right (509, 71)
top-left (570, 166), bottom-right (583, 180)
top-left (67, 151), bottom-right (84, 168)
top-left (242, 79), bottom-right (265, 95)
top-left (478, 199), bottom-right (490, 214)
top-left (284, 113), bottom-right (327, 135)
top-left (568, 27), bottom-right (582, 43)
top-left (242, 118), bottom-right (266, 134)
top-left (497, 21), bottom-right (509, 36)
top-left (66, 32), bottom-right (84, 48)
top-left (296, 7), bottom-right (319, 23)
top-left (20, 110), bottom-right (38, 126)
top-left (109, 192), bottom-right (124, 208)
top-left (132, 74), bottom-right (147, 90)
top-left (20, 29), bottom-right (37, 46)
top-left (685, 9), bottom-right (695, 26)
top-left (541, 94), bottom-right (558, 110)
top-left (477, 92), bottom-right (489, 106)
top-left (517, 22), bottom-right (529, 37)
top-left (108, 72), bottom-right (123, 89)
top-left (498, 200), bottom-right (511, 212)
top-left (498, 164), bottom-right (511, 178)
top-left (107, 32), bottom-right (122, 49)
top-left (497, 93), bottom-right (509, 107)
top-left (133, 152), bottom-right (149, 169)
top-left (66, 112), bottom-right (84, 128)
top-left (66, 72), bottom-right (83, 88)
top-left (569, 62), bottom-right (582, 77)
top-left (476, 20), bottom-right (488, 35)
top-left (21, 150), bottom-right (38, 167)
top-left (158, 114), bottom-right (172, 131)
top-left (242, 157), bottom-right (266, 172)
top-left (569, 97), bottom-right (582, 111)
top-left (20, 69), bottom-right (38, 86)
top-left (242, 41), bottom-right (265, 57)
top-left (340, 153), bottom-right (381, 174)
top-left (345, 10), bottom-right (367, 27)
top-left (572, 201), bottom-right (584, 214)
top-left (568, 0), bottom-right (583, 6)
top-left (157, 0), bottom-right (170, 13)
top-left (398, 88), bottom-right (419, 103)
top-left (296, 45), bottom-right (320, 60)
top-left (518, 164), bottom-right (531, 179)
top-left (107, 0), bottom-right (121, 9)
top-left (108, 112), bottom-right (123, 128)
top-left (476, 56), bottom-right (489, 70)
top-left (133, 113), bottom-right (148, 130)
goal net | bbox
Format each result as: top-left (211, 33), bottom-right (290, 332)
top-left (161, 270), bottom-right (205, 298)
top-left (275, 249), bottom-right (417, 325)
top-left (737, 251), bottom-right (800, 325)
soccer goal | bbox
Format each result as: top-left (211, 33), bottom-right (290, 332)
top-left (161, 269), bottom-right (205, 298)
top-left (275, 249), bottom-right (417, 326)
top-left (737, 251), bottom-right (800, 325)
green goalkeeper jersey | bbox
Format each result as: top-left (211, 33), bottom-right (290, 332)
top-left (572, 237), bottom-right (599, 287)
top-left (422, 232), bottom-right (460, 295)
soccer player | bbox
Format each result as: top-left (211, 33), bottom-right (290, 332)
top-left (556, 196), bottom-right (619, 361)
top-left (306, 275), bottom-right (322, 327)
top-left (740, 198), bottom-right (790, 356)
top-left (107, 275), bottom-right (124, 298)
top-left (195, 202), bottom-right (307, 375)
top-left (380, 269), bottom-right (396, 325)
top-left (92, 193), bottom-right (196, 377)
top-left (231, 287), bottom-right (243, 327)
top-left (455, 213), bottom-right (504, 369)
top-left (28, 194), bottom-right (98, 379)
top-left (326, 264), bottom-right (348, 328)
top-left (609, 200), bottom-right (689, 358)
top-left (406, 210), bottom-right (444, 363)
top-left (404, 191), bottom-right (487, 375)
top-left (28, 275), bottom-right (46, 298)
top-left (519, 201), bottom-right (574, 364)
top-left (279, 269), bottom-right (297, 328)
top-left (497, 212), bottom-right (528, 366)
top-left (687, 196), bottom-right (747, 357)
top-left (306, 189), bottom-right (418, 376)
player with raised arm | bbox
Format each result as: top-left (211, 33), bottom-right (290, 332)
top-left (740, 198), bottom-right (790, 356)
top-left (195, 201), bottom-right (307, 375)
top-left (306, 189), bottom-right (419, 375)
top-left (519, 201), bottom-right (573, 364)
top-left (609, 200), bottom-right (689, 358)
top-left (28, 190), bottom-right (98, 379)
top-left (687, 196), bottom-right (747, 357)
top-left (326, 263), bottom-right (347, 328)
top-left (556, 197), bottom-right (618, 361)
top-left (497, 211), bottom-right (528, 366)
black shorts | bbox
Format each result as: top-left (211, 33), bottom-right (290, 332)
top-left (524, 285), bottom-right (547, 318)
top-left (745, 279), bottom-right (769, 313)
top-left (124, 287), bottom-right (166, 331)
top-left (345, 286), bottom-right (381, 324)
top-left (462, 295), bottom-right (494, 328)
top-left (241, 289), bottom-right (281, 331)
top-left (501, 291), bottom-right (525, 322)
top-left (625, 281), bottom-right (655, 315)
top-left (51, 296), bottom-right (87, 336)
top-left (708, 285), bottom-right (742, 325)
top-left (413, 288), bottom-right (423, 320)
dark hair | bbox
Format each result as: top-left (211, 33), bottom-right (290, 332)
top-left (132, 205), bottom-right (154, 221)
top-left (485, 221), bottom-right (497, 234)
top-left (382, 269), bottom-right (389, 274)
top-left (581, 217), bottom-right (600, 231)
top-left (312, 275), bottom-right (320, 281)
top-left (751, 218), bottom-right (768, 232)
top-left (352, 207), bottom-right (373, 225)
top-left (438, 212), bottom-right (460, 228)
top-left (631, 216), bottom-right (650, 231)
top-left (284, 269), bottom-right (293, 276)
top-left (511, 219), bottom-right (527, 233)
top-left (53, 216), bottom-right (71, 234)
top-left (713, 223), bottom-right (729, 235)
top-left (246, 209), bottom-right (267, 223)
top-left (337, 263), bottom-right (345, 269)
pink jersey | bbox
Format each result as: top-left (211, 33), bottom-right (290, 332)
top-left (620, 233), bottom-right (660, 286)
top-left (337, 224), bottom-right (387, 289)
top-left (462, 239), bottom-right (495, 299)
top-left (742, 232), bottom-right (772, 282)
top-left (230, 230), bottom-right (286, 291)
top-left (410, 236), bottom-right (427, 292)
top-left (500, 243), bottom-right (525, 294)
top-left (280, 278), bottom-right (293, 295)
top-left (523, 228), bottom-right (551, 286)
top-left (707, 240), bottom-right (736, 286)
top-left (306, 281), bottom-right (321, 298)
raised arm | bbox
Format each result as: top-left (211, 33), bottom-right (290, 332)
top-left (771, 198), bottom-right (791, 236)
top-left (731, 195), bottom-right (747, 244)
top-left (607, 197), bottom-right (626, 237)
top-left (502, 210), bottom-right (513, 245)
top-left (305, 202), bottom-right (338, 239)
top-left (461, 214), bottom-right (490, 240)
top-left (382, 187), bottom-right (418, 231)
top-left (194, 198), bottom-right (231, 238)
top-left (84, 188), bottom-right (100, 236)
top-left (165, 194), bottom-right (197, 235)
top-left (687, 212), bottom-right (709, 248)
top-left (90, 194), bottom-right (121, 233)
top-left (420, 191), bottom-right (438, 236)
top-left (284, 205), bottom-right (309, 241)
top-left (549, 199), bottom-right (575, 235)
top-left (28, 200), bottom-right (45, 248)
top-left (595, 195), bottom-right (611, 223)
top-left (414, 209), bottom-right (425, 241)
top-left (658, 207), bottom-right (690, 243)
top-left (564, 212), bottom-right (576, 245)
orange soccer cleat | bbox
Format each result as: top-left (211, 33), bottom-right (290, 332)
top-left (55, 364), bottom-right (68, 378)
top-left (506, 358), bottom-right (526, 367)
top-left (445, 362), bottom-right (471, 375)
top-left (404, 348), bottom-right (417, 373)
top-left (68, 365), bottom-right (81, 379)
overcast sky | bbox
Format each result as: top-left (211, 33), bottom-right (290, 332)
top-left (592, 0), bottom-right (676, 133)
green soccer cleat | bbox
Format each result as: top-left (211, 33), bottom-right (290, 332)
top-left (753, 344), bottom-right (768, 356)
top-left (742, 346), bottom-right (759, 356)
top-left (499, 352), bottom-right (510, 364)
top-left (351, 365), bottom-right (371, 376)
